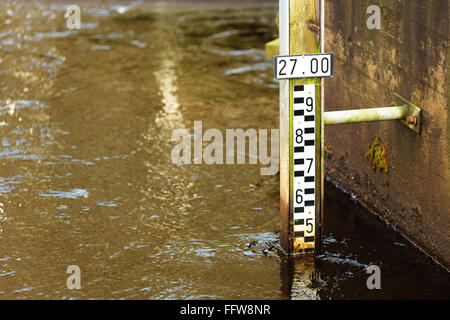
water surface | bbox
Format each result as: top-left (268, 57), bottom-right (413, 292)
top-left (0, 0), bottom-right (448, 299)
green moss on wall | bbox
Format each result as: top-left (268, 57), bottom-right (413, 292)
top-left (366, 137), bottom-right (389, 173)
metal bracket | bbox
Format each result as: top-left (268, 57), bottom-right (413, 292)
top-left (323, 94), bottom-right (422, 134)
top-left (394, 93), bottom-right (421, 134)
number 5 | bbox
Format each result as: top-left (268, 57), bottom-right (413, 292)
top-left (306, 218), bottom-right (313, 234)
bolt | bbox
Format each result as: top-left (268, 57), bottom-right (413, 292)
top-left (406, 116), bottom-right (417, 125)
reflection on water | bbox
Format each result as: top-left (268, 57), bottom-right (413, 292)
top-left (0, 0), bottom-right (448, 300)
top-left (154, 58), bottom-right (182, 128)
top-left (287, 258), bottom-right (322, 300)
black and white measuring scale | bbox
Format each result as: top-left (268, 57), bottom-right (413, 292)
top-left (275, 53), bottom-right (333, 252)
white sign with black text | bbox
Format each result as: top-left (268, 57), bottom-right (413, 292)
top-left (275, 53), bottom-right (333, 80)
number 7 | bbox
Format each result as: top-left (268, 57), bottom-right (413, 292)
top-left (307, 158), bottom-right (313, 173)
top-left (289, 58), bottom-right (297, 75)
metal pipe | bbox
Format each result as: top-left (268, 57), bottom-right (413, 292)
top-left (324, 106), bottom-right (408, 125)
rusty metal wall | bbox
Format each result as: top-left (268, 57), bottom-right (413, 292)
top-left (324, 0), bottom-right (449, 267)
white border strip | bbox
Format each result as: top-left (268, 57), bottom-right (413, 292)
top-left (279, 0), bottom-right (290, 254)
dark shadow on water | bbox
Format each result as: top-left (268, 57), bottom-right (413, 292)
top-left (280, 180), bottom-right (450, 300)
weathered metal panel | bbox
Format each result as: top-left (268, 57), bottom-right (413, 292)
top-left (324, 0), bottom-right (450, 267)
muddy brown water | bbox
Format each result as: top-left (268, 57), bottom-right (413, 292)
top-left (0, 1), bottom-right (448, 299)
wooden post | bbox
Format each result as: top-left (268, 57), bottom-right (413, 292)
top-left (279, 0), bottom-right (291, 255)
top-left (319, 0), bottom-right (325, 255)
top-left (279, 0), bottom-right (324, 255)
